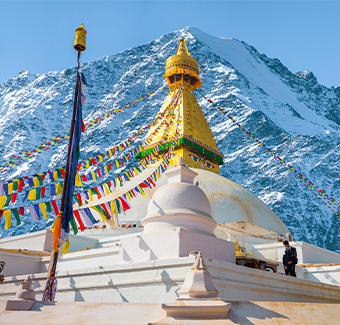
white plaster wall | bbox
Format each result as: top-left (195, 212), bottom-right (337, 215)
top-left (119, 228), bottom-right (235, 264)
top-left (0, 252), bottom-right (45, 277)
top-left (2, 255), bottom-right (340, 304)
top-left (67, 234), bottom-right (99, 252)
top-left (305, 265), bottom-right (340, 286)
top-left (0, 230), bottom-right (53, 252)
top-left (56, 246), bottom-right (120, 272)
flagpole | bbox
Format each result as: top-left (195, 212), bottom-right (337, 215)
top-left (43, 24), bottom-right (87, 301)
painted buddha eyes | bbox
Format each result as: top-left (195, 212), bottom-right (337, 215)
top-left (188, 150), bottom-right (215, 168)
top-left (204, 161), bottom-right (214, 169)
top-left (189, 154), bottom-right (200, 162)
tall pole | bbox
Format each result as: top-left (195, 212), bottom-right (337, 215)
top-left (43, 24), bottom-right (87, 301)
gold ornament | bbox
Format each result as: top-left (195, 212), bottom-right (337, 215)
top-left (164, 36), bottom-right (202, 91)
top-left (74, 24), bottom-right (87, 52)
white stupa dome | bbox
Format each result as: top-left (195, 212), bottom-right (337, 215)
top-left (80, 166), bottom-right (288, 236)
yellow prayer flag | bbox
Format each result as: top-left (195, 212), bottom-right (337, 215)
top-left (53, 171), bottom-right (58, 180)
top-left (115, 160), bottom-right (120, 168)
top-left (4, 209), bottom-right (11, 229)
top-left (28, 189), bottom-right (37, 200)
top-left (138, 185), bottom-right (146, 197)
top-left (75, 172), bottom-right (83, 187)
top-left (8, 182), bottom-right (13, 194)
top-left (39, 203), bottom-right (47, 219)
top-left (0, 196), bottom-right (6, 210)
top-left (56, 183), bottom-right (63, 195)
top-left (62, 237), bottom-right (70, 254)
top-left (103, 183), bottom-right (110, 195)
top-left (32, 177), bottom-right (39, 188)
top-left (111, 200), bottom-right (117, 215)
top-left (91, 206), bottom-right (106, 222)
top-left (88, 190), bottom-right (93, 202)
top-left (104, 165), bottom-right (108, 174)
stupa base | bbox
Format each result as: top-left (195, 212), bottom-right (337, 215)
top-left (5, 299), bottom-right (36, 311)
top-left (162, 298), bottom-right (230, 319)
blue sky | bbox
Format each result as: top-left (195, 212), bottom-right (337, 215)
top-left (0, 1), bottom-right (340, 87)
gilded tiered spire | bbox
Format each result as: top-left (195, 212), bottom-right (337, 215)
top-left (137, 36), bottom-right (223, 174)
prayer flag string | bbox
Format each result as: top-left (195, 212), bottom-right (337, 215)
top-left (198, 90), bottom-right (340, 215)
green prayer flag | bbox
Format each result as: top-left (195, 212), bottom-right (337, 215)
top-left (91, 188), bottom-right (100, 196)
top-left (73, 194), bottom-right (81, 206)
top-left (4, 195), bottom-right (12, 208)
top-left (70, 219), bottom-right (78, 235)
top-left (57, 169), bottom-right (63, 179)
top-left (45, 201), bottom-right (52, 213)
top-left (12, 208), bottom-right (20, 226)
top-left (115, 199), bottom-right (121, 214)
top-left (36, 187), bottom-right (41, 200)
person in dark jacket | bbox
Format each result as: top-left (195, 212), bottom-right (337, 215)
top-left (282, 240), bottom-right (297, 277)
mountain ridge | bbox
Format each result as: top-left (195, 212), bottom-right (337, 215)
top-left (0, 27), bottom-right (339, 252)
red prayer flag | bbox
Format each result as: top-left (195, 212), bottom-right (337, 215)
top-left (100, 203), bottom-right (111, 217)
top-left (75, 193), bottom-right (82, 206)
top-left (41, 187), bottom-right (46, 199)
top-left (51, 200), bottom-right (59, 216)
top-left (18, 180), bottom-right (25, 192)
top-left (94, 187), bottom-right (102, 199)
top-left (73, 210), bottom-right (86, 231)
top-left (19, 207), bottom-right (25, 216)
top-left (140, 182), bottom-right (149, 188)
top-left (11, 193), bottom-right (18, 203)
top-left (118, 196), bottom-right (131, 212)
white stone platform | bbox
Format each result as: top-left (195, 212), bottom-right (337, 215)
top-left (1, 300), bottom-right (340, 324)
top-left (1, 255), bottom-right (340, 304)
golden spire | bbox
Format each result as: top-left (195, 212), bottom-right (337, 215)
top-left (164, 36), bottom-right (202, 91)
top-left (137, 36), bottom-right (223, 174)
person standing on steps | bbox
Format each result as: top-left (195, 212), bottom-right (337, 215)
top-left (283, 240), bottom-right (297, 277)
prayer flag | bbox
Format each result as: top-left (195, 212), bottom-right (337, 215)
top-left (45, 201), bottom-right (51, 213)
top-left (11, 208), bottom-right (20, 225)
top-left (51, 200), bottom-right (59, 216)
top-left (78, 209), bottom-right (94, 228)
top-left (73, 210), bottom-right (86, 231)
top-left (39, 203), bottom-right (48, 219)
top-left (84, 208), bottom-right (97, 224)
top-left (60, 75), bottom-right (84, 243)
top-left (28, 205), bottom-right (40, 221)
top-left (75, 172), bottom-right (83, 187)
top-left (4, 209), bottom-right (11, 229)
top-left (28, 189), bottom-right (37, 200)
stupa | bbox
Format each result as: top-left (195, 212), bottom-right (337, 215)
top-left (74, 36), bottom-right (289, 236)
top-left (1, 36), bottom-right (340, 324)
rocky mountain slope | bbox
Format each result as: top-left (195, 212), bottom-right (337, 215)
top-left (1, 27), bottom-right (340, 252)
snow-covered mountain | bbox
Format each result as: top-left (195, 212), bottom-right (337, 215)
top-left (1, 27), bottom-right (340, 252)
